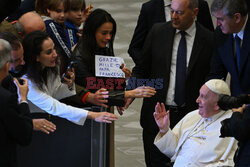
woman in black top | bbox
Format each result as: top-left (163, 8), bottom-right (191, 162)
top-left (71, 8), bottom-right (117, 91)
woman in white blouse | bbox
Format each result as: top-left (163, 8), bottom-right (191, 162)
top-left (22, 31), bottom-right (118, 126)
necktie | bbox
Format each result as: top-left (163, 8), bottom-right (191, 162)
top-left (235, 34), bottom-right (241, 70)
top-left (174, 31), bottom-right (187, 106)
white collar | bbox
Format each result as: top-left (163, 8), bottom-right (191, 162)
top-left (164, 0), bottom-right (171, 7)
top-left (233, 14), bottom-right (248, 40)
top-left (202, 110), bottom-right (226, 123)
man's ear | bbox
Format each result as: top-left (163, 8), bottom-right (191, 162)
top-left (234, 13), bottom-right (242, 24)
top-left (215, 103), bottom-right (220, 111)
top-left (194, 8), bottom-right (199, 17)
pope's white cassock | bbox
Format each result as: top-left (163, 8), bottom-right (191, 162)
top-left (154, 109), bottom-right (238, 167)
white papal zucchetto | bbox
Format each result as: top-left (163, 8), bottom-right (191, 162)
top-left (205, 79), bottom-right (231, 96)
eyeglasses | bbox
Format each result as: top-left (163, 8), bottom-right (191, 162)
top-left (170, 9), bottom-right (184, 15)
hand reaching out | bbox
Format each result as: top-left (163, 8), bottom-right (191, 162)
top-left (87, 111), bottom-right (118, 123)
top-left (116, 97), bottom-right (134, 115)
top-left (125, 86), bottom-right (156, 98)
top-left (86, 88), bottom-right (109, 108)
top-left (32, 119), bottom-right (56, 134)
top-left (153, 102), bottom-right (170, 135)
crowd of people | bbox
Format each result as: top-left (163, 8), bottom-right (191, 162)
top-left (0, 0), bottom-right (250, 166)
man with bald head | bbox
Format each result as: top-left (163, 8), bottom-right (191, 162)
top-left (17, 12), bottom-right (46, 37)
top-left (127, 0), bottom-right (214, 165)
top-left (154, 79), bottom-right (237, 166)
top-left (0, 12), bottom-right (45, 39)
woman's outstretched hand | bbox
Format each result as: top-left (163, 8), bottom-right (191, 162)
top-left (125, 86), bottom-right (156, 98)
top-left (87, 111), bottom-right (118, 123)
top-left (86, 88), bottom-right (109, 108)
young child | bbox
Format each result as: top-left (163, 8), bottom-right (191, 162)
top-left (65, 0), bottom-right (86, 50)
top-left (36, 0), bottom-right (71, 71)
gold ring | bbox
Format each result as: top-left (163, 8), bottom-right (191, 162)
top-left (43, 125), bottom-right (46, 128)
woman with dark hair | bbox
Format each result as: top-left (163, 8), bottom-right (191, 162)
top-left (22, 31), bottom-right (118, 125)
top-left (71, 8), bottom-right (117, 89)
top-left (71, 9), bottom-right (156, 108)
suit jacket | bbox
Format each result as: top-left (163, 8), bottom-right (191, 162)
top-left (154, 110), bottom-right (237, 166)
top-left (131, 21), bottom-right (214, 133)
top-left (0, 86), bottom-right (33, 167)
top-left (128, 0), bottom-right (214, 65)
top-left (227, 106), bottom-right (250, 166)
top-left (207, 15), bottom-right (250, 96)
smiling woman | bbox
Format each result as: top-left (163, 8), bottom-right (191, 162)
top-left (71, 8), bottom-right (117, 91)
top-left (36, 38), bottom-right (57, 68)
top-left (22, 31), bottom-right (118, 125)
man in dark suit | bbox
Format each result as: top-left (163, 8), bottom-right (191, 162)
top-left (208, 0), bottom-right (250, 166)
top-left (0, 32), bottom-right (56, 134)
top-left (125, 0), bottom-right (214, 166)
top-left (128, 0), bottom-right (214, 65)
top-left (0, 39), bottom-right (33, 167)
top-left (208, 0), bottom-right (250, 96)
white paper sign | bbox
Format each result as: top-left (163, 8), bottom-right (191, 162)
top-left (95, 55), bottom-right (125, 78)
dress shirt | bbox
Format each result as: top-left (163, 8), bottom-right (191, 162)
top-left (166, 22), bottom-right (196, 106)
top-left (154, 109), bottom-right (237, 167)
top-left (233, 14), bottom-right (248, 45)
top-left (164, 0), bottom-right (171, 22)
top-left (23, 72), bottom-right (88, 125)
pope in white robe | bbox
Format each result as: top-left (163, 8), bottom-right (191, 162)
top-left (154, 79), bottom-right (238, 167)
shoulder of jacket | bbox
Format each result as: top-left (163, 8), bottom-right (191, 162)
top-left (0, 86), bottom-right (13, 101)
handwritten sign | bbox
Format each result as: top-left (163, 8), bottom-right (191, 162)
top-left (95, 55), bottom-right (125, 78)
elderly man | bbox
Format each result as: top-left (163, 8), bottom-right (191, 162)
top-left (0, 39), bottom-right (32, 167)
top-left (0, 32), bottom-right (56, 134)
top-left (207, 0), bottom-right (250, 96)
top-left (17, 12), bottom-right (46, 37)
top-left (154, 79), bottom-right (237, 167)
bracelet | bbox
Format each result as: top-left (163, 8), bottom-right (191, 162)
top-left (82, 92), bottom-right (90, 104)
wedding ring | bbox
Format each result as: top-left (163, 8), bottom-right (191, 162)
top-left (43, 125), bottom-right (46, 128)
